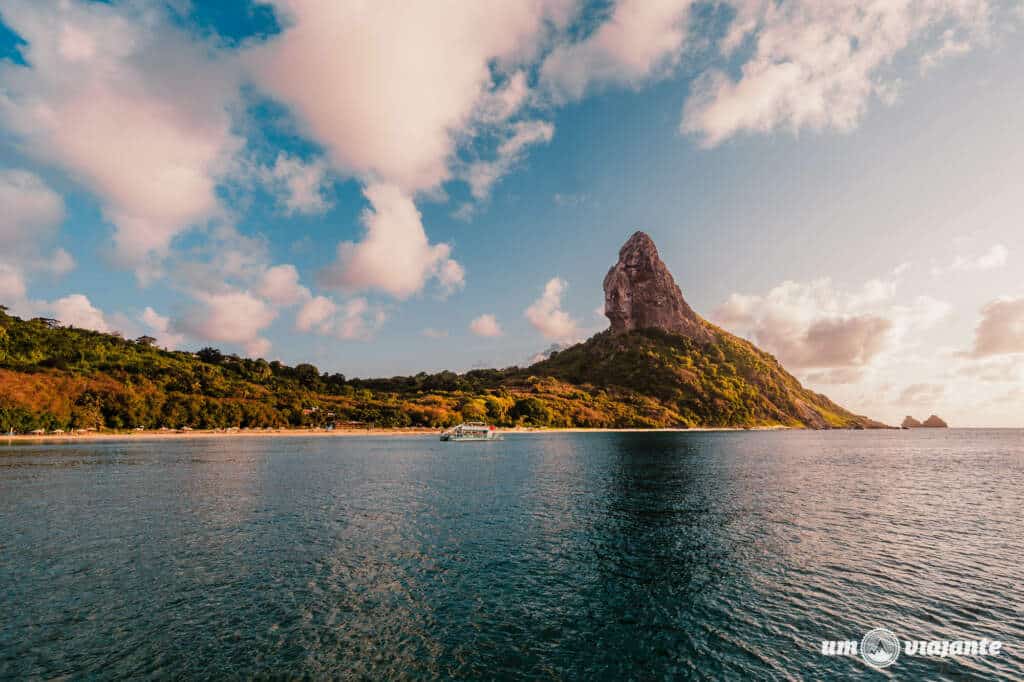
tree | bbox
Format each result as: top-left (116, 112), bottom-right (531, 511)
top-left (136, 335), bottom-right (157, 346)
top-left (197, 347), bottom-right (224, 364)
top-left (294, 363), bottom-right (321, 389)
top-left (511, 397), bottom-right (551, 426)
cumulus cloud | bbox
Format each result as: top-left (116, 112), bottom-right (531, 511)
top-left (0, 264), bottom-right (28, 303)
top-left (262, 153), bottom-right (332, 215)
top-left (0, 0), bottom-right (243, 271)
top-left (139, 306), bottom-right (185, 349)
top-left (682, 0), bottom-right (992, 146)
top-left (174, 290), bottom-right (277, 357)
top-left (0, 169), bottom-right (65, 250)
top-left (525, 277), bottom-right (580, 342)
top-left (319, 184), bottom-right (462, 299)
top-left (0, 169), bottom-right (73, 302)
top-left (48, 294), bottom-right (110, 332)
top-left (714, 278), bottom-right (898, 370)
top-left (250, 0), bottom-right (572, 194)
top-left (257, 264), bottom-right (310, 306)
top-left (295, 295), bottom-right (383, 340)
top-left (967, 297), bottom-right (1024, 357)
top-left (295, 295), bottom-right (336, 333)
top-left (540, 0), bottom-right (693, 101)
top-left (469, 314), bottom-right (503, 338)
top-left (716, 274), bottom-right (961, 392)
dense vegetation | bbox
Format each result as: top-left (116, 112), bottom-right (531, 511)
top-left (0, 305), bottom-right (878, 433)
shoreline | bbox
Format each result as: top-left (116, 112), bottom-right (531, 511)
top-left (0, 425), bottom-right (794, 444)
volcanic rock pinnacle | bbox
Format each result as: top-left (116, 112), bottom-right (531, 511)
top-left (603, 231), bottom-right (714, 343)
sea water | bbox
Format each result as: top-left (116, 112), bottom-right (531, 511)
top-left (1, 430), bottom-right (1021, 679)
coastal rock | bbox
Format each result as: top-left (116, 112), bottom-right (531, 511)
top-left (901, 416), bottom-right (923, 428)
top-left (603, 231), bottom-right (714, 343)
top-left (921, 414), bottom-right (948, 428)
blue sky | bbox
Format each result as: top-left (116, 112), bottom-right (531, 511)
top-left (1, 0), bottom-right (1023, 426)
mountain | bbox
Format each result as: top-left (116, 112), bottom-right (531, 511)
top-left (529, 232), bottom-right (882, 429)
top-left (902, 416), bottom-right (924, 428)
top-left (0, 232), bottom-right (884, 433)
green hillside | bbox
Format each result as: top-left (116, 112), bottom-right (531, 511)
top-left (528, 326), bottom-right (880, 428)
top-left (0, 305), bottom-right (882, 433)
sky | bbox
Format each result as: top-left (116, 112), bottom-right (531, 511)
top-left (0, 0), bottom-right (1023, 427)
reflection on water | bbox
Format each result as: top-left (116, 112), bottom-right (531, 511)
top-left (1, 431), bottom-right (1022, 679)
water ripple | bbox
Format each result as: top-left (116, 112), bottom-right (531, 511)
top-left (0, 430), bottom-right (1021, 679)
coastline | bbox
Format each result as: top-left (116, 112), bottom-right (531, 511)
top-left (0, 425), bottom-right (794, 444)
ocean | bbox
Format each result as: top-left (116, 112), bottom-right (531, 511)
top-left (1, 430), bottom-right (1021, 679)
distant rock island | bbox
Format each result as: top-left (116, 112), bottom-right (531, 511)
top-left (0, 231), bottom-right (887, 432)
top-left (902, 415), bottom-right (949, 428)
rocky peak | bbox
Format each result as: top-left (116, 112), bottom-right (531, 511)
top-left (901, 414), bottom-right (948, 428)
top-left (603, 231), bottom-right (713, 343)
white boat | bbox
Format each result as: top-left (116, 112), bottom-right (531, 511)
top-left (440, 421), bottom-right (502, 442)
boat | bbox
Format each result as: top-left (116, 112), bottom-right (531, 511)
top-left (440, 421), bottom-right (502, 442)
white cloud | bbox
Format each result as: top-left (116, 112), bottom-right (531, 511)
top-left (932, 244), bottom-right (1008, 275)
top-left (920, 28), bottom-right (974, 73)
top-left (0, 169), bottom-right (65, 250)
top-left (48, 294), bottom-right (110, 332)
top-left (0, 169), bottom-right (74, 305)
top-left (470, 313), bottom-right (503, 338)
top-left (295, 295), bottom-right (336, 333)
top-left (465, 120), bottom-right (555, 200)
top-left (257, 264), bottom-right (310, 306)
top-left (250, 0), bottom-right (571, 194)
top-left (713, 276), bottom-right (953, 377)
top-left (245, 338), bottom-right (272, 358)
top-left (541, 0), bottom-right (693, 102)
top-left (422, 328), bottom-right (449, 339)
top-left (475, 71), bottom-right (531, 124)
top-left (682, 0), bottom-right (992, 147)
top-left (966, 297), bottom-right (1024, 357)
top-left (262, 153), bottom-right (332, 215)
top-left (435, 258), bottom-right (467, 298)
top-left (173, 289), bottom-right (277, 357)
top-left (319, 183), bottom-right (463, 299)
top-left (139, 306), bottom-right (185, 349)
top-left (0, 0), bottom-right (243, 271)
top-left (899, 382), bottom-right (946, 405)
top-left (38, 248), bottom-right (76, 278)
top-left (0, 264), bottom-right (27, 302)
top-left (330, 298), bottom-right (385, 341)
top-left (525, 277), bottom-right (580, 342)
top-left (295, 295), bottom-right (384, 341)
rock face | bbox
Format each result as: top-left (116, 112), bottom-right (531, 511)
top-left (604, 231), bottom-right (714, 343)
top-left (902, 415), bottom-right (948, 428)
top-left (921, 414), bottom-right (948, 428)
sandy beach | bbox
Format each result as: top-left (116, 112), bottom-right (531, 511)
top-left (0, 425), bottom-right (793, 444)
